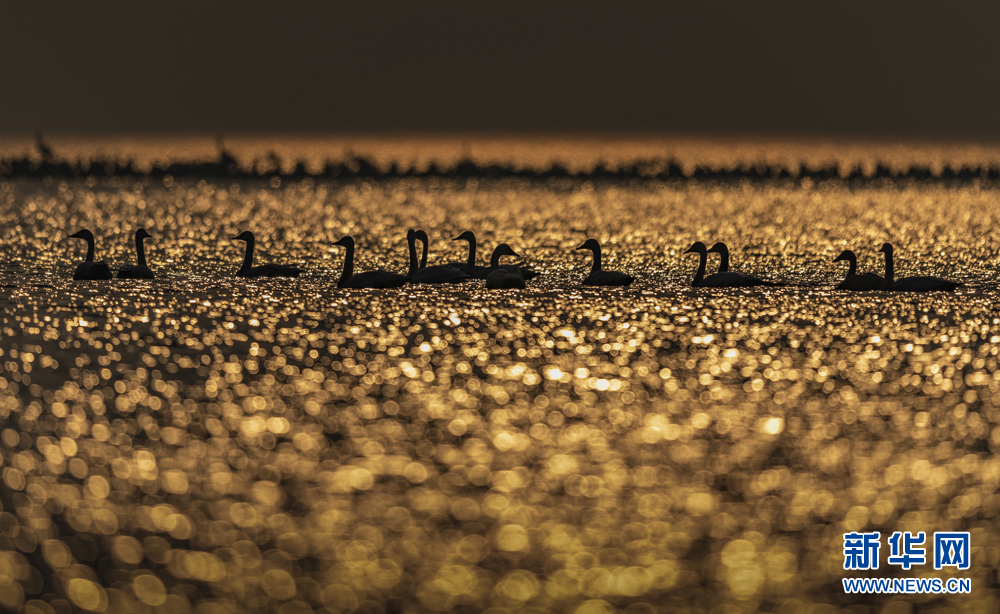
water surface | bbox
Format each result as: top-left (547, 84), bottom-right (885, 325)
top-left (1, 141), bottom-right (999, 613)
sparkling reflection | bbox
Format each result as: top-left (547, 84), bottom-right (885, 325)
top-left (0, 172), bottom-right (998, 612)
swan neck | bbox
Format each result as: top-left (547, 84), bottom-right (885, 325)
top-left (407, 235), bottom-right (417, 277)
top-left (239, 237), bottom-right (255, 275)
top-left (591, 246), bottom-right (602, 274)
top-left (718, 247), bottom-right (729, 273)
top-left (136, 234), bottom-right (147, 267)
top-left (420, 238), bottom-right (428, 269)
top-left (85, 236), bottom-right (95, 262)
top-left (491, 248), bottom-right (502, 268)
top-left (882, 251), bottom-right (894, 289)
top-left (692, 250), bottom-right (706, 286)
top-left (466, 237), bottom-right (477, 274)
top-left (340, 243), bottom-right (354, 284)
top-left (846, 254), bottom-right (857, 277)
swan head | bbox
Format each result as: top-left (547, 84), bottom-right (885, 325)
top-left (493, 243), bottom-right (520, 259)
top-left (707, 242), bottom-right (728, 255)
top-left (879, 243), bottom-right (894, 255)
top-left (833, 249), bottom-right (855, 262)
top-left (407, 229), bottom-right (416, 242)
top-left (576, 238), bottom-right (601, 252)
top-left (415, 230), bottom-right (429, 243)
top-left (683, 241), bottom-right (707, 255)
top-left (68, 229), bottom-right (95, 242)
top-left (453, 230), bottom-right (476, 243)
top-left (233, 230), bottom-right (254, 242)
top-left (136, 228), bottom-right (152, 240)
top-left (333, 236), bottom-right (355, 249)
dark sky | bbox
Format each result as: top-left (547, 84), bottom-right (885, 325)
top-left (3, 1), bottom-right (1000, 139)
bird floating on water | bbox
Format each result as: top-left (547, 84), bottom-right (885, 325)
top-left (233, 230), bottom-right (301, 278)
top-left (333, 235), bottom-right (409, 289)
top-left (879, 243), bottom-right (960, 292)
top-left (68, 229), bottom-right (112, 280)
top-left (576, 238), bottom-right (634, 287)
top-left (411, 230), bottom-right (471, 284)
top-left (832, 249), bottom-right (882, 290)
top-left (447, 230), bottom-right (486, 276)
top-left (117, 228), bottom-right (155, 279)
top-left (685, 242), bottom-right (763, 288)
top-left (483, 244), bottom-right (527, 288)
top-left (705, 242), bottom-right (774, 286)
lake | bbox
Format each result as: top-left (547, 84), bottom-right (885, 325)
top-left (0, 136), bottom-right (998, 613)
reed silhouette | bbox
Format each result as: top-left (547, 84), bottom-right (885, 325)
top-left (4, 139), bottom-right (999, 183)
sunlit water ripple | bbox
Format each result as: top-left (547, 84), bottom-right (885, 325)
top-left (0, 169), bottom-right (999, 613)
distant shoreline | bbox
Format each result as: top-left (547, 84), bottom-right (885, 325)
top-left (3, 151), bottom-right (1000, 184)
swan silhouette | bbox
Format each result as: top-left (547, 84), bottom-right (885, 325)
top-left (703, 242), bottom-right (774, 286)
top-left (333, 235), bottom-right (409, 288)
top-left (68, 229), bottom-right (112, 280)
top-left (411, 230), bottom-right (470, 284)
top-left (473, 244), bottom-right (532, 280)
top-left (447, 230), bottom-right (485, 275)
top-left (233, 231), bottom-right (301, 278)
top-left (117, 228), bottom-right (155, 279)
top-left (486, 268), bottom-right (525, 289)
top-left (405, 229), bottom-right (420, 277)
top-left (708, 242), bottom-right (733, 273)
top-left (476, 244), bottom-right (527, 288)
top-left (833, 249), bottom-right (882, 290)
top-left (576, 238), bottom-right (634, 286)
top-left (450, 230), bottom-right (537, 279)
top-left (684, 242), bottom-right (766, 287)
top-left (879, 243), bottom-right (960, 292)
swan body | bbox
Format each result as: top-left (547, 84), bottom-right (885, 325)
top-left (117, 228), bottom-right (155, 279)
top-left (486, 268), bottom-right (526, 289)
top-left (474, 244), bottom-right (534, 280)
top-left (334, 235), bottom-right (409, 289)
top-left (705, 242), bottom-right (774, 286)
top-left (879, 243), bottom-right (960, 292)
top-left (479, 244), bottom-right (526, 288)
top-left (68, 229), bottom-right (112, 280)
top-left (451, 230), bottom-right (537, 280)
top-left (577, 238), bottom-right (634, 286)
top-left (833, 249), bottom-right (882, 290)
top-left (411, 230), bottom-right (471, 284)
top-left (685, 242), bottom-right (766, 288)
top-left (233, 230), bottom-right (301, 278)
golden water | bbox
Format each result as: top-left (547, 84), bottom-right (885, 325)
top-left (1, 153), bottom-right (1000, 613)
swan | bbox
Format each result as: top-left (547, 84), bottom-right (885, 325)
top-left (67, 229), bottom-right (112, 280)
top-left (486, 267), bottom-right (526, 289)
top-left (450, 231), bottom-right (538, 279)
top-left (446, 230), bottom-right (485, 275)
top-left (684, 242), bottom-right (766, 288)
top-left (832, 249), bottom-right (882, 290)
top-left (576, 238), bottom-right (634, 286)
top-left (117, 228), bottom-right (155, 279)
top-left (233, 231), bottom-right (302, 278)
top-left (482, 245), bottom-right (526, 288)
top-left (879, 243), bottom-right (960, 292)
top-left (702, 242), bottom-right (774, 287)
top-left (405, 229), bottom-right (420, 277)
top-left (410, 230), bottom-right (471, 284)
top-left (333, 235), bottom-right (409, 288)
top-left (473, 244), bottom-right (533, 280)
